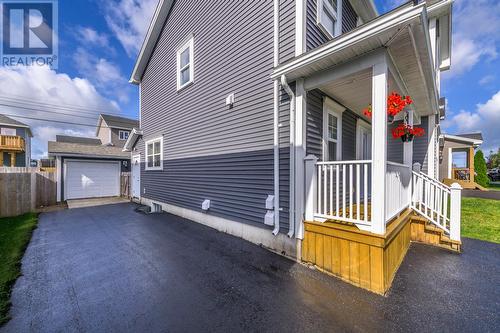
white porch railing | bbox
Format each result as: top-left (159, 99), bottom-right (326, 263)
top-left (411, 166), bottom-right (462, 241)
top-left (308, 159), bottom-right (372, 226)
top-left (385, 162), bottom-right (412, 223)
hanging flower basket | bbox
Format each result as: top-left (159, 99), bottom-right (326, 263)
top-left (363, 92), bottom-right (413, 121)
top-left (392, 124), bottom-right (425, 142)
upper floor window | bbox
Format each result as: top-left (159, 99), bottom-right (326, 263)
top-left (145, 137), bottom-right (163, 170)
top-left (119, 130), bottom-right (129, 141)
top-left (317, 0), bottom-right (343, 39)
top-left (176, 36), bottom-right (194, 91)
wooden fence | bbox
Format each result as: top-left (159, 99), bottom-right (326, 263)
top-left (0, 169), bottom-right (57, 218)
top-left (121, 172), bottom-right (130, 198)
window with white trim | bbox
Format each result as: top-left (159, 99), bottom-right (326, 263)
top-left (317, 0), bottom-right (343, 39)
top-left (146, 137), bottom-right (163, 170)
top-left (323, 98), bottom-right (344, 161)
top-left (176, 36), bottom-right (194, 90)
top-left (119, 130), bottom-right (129, 141)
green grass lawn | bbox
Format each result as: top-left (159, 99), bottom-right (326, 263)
top-left (487, 182), bottom-right (500, 191)
top-left (461, 197), bottom-right (500, 243)
top-left (0, 213), bottom-right (38, 325)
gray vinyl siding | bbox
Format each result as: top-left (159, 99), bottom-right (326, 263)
top-left (140, 0), bottom-right (289, 231)
top-left (279, 0), bottom-right (295, 63)
top-left (306, 89), bottom-right (358, 160)
top-left (306, 0), bottom-right (359, 51)
top-left (388, 121), bottom-right (404, 164)
top-left (306, 90), bottom-right (324, 158)
top-left (342, 110), bottom-right (357, 160)
top-left (413, 116), bottom-right (429, 173)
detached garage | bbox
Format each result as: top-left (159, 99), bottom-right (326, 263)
top-left (48, 136), bottom-right (130, 201)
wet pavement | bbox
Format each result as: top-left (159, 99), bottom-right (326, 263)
top-left (463, 189), bottom-right (500, 200)
top-left (2, 203), bottom-right (499, 332)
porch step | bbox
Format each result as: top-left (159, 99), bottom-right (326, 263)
top-left (410, 215), bottom-right (461, 252)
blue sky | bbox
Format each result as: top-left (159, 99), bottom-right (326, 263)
top-left (0, 0), bottom-right (499, 158)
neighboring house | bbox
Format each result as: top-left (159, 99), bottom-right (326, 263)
top-left (125, 0), bottom-right (457, 294)
top-left (48, 114), bottom-right (137, 201)
top-left (0, 114), bottom-right (32, 167)
top-left (96, 114), bottom-right (139, 148)
top-left (439, 132), bottom-right (484, 188)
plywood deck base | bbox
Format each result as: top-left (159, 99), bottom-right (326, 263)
top-left (302, 209), bottom-right (461, 295)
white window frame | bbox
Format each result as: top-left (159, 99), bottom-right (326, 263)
top-left (145, 137), bottom-right (163, 171)
top-left (176, 35), bottom-right (194, 91)
top-left (118, 130), bottom-right (129, 141)
top-left (317, 0), bottom-right (343, 39)
top-left (322, 97), bottom-right (344, 161)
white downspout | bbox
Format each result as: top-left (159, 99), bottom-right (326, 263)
top-left (281, 75), bottom-right (296, 238)
top-left (272, 0), bottom-right (280, 236)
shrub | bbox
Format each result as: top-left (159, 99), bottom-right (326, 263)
top-left (474, 150), bottom-right (489, 187)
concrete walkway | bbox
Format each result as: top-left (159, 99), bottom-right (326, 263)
top-left (66, 197), bottom-right (129, 209)
top-left (2, 203), bottom-right (499, 332)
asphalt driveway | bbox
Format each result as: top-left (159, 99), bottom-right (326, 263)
top-left (2, 203), bottom-right (499, 332)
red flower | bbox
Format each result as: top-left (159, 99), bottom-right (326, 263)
top-left (363, 92), bottom-right (412, 118)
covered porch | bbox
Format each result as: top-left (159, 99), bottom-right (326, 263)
top-left (274, 1), bottom-right (461, 294)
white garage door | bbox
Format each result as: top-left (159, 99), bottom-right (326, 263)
top-left (65, 160), bottom-right (120, 200)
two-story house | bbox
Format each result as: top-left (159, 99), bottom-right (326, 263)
top-left (49, 114), bottom-right (138, 201)
top-left (0, 114), bottom-right (32, 167)
top-left (125, 0), bottom-right (458, 294)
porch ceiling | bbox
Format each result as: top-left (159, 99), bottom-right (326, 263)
top-left (273, 1), bottom-right (438, 117)
top-left (318, 69), bottom-right (399, 120)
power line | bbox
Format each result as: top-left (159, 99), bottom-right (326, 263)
top-left (0, 104), bottom-right (139, 128)
top-left (0, 112), bottom-right (135, 130)
top-left (0, 93), bottom-right (125, 115)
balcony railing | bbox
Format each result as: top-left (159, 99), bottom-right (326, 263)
top-left (0, 135), bottom-right (25, 151)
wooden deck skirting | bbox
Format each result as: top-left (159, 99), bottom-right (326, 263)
top-left (302, 208), bottom-right (460, 295)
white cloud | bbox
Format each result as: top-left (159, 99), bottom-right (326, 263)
top-left (479, 75), bottom-right (495, 86)
top-left (442, 90), bottom-right (500, 152)
top-left (75, 27), bottom-right (109, 47)
top-left (0, 66), bottom-right (120, 159)
top-left (73, 47), bottom-right (130, 103)
top-left (444, 0), bottom-right (500, 78)
top-left (104, 0), bottom-right (158, 57)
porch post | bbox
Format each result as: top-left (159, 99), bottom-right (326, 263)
top-left (10, 152), bottom-right (15, 167)
top-left (469, 147), bottom-right (475, 183)
top-left (371, 60), bottom-right (388, 235)
top-left (304, 155), bottom-right (318, 222)
top-left (449, 183), bottom-right (462, 242)
top-left (295, 78), bottom-right (307, 239)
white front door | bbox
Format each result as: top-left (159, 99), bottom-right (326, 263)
top-left (131, 155), bottom-right (141, 198)
top-left (357, 122), bottom-right (372, 160)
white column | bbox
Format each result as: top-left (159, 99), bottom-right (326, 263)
top-left (427, 115), bottom-right (437, 179)
top-left (295, 79), bottom-right (307, 239)
top-left (56, 156), bottom-right (62, 202)
top-left (304, 155), bottom-right (318, 222)
top-left (449, 183), bottom-right (462, 242)
top-left (404, 110), bottom-right (414, 166)
top-left (371, 60), bottom-right (388, 235)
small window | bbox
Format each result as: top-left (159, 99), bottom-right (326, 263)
top-left (323, 98), bottom-right (344, 161)
top-left (452, 151), bottom-right (467, 168)
top-left (0, 128), bottom-right (16, 136)
top-left (317, 0), bottom-right (343, 39)
top-left (176, 36), bottom-right (194, 91)
top-left (146, 137), bottom-right (163, 170)
top-left (119, 130), bottom-right (129, 141)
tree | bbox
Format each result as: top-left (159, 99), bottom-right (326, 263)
top-left (474, 150), bottom-right (489, 187)
top-left (487, 148), bottom-right (500, 169)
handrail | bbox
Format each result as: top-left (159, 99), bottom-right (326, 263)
top-left (386, 161), bottom-right (410, 168)
top-left (412, 170), bottom-right (450, 192)
top-left (317, 160), bottom-right (372, 165)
